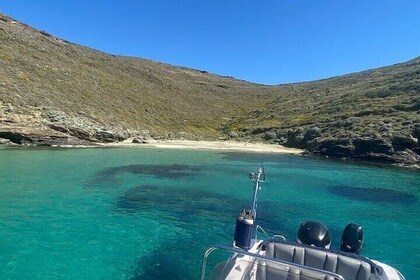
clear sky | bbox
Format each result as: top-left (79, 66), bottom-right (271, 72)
top-left (1, 1), bottom-right (419, 85)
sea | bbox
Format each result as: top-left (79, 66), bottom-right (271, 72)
top-left (0, 147), bottom-right (418, 279)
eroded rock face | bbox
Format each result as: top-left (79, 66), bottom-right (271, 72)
top-left (285, 128), bottom-right (306, 148)
top-left (393, 149), bottom-right (420, 163)
top-left (274, 126), bottom-right (323, 149)
top-left (0, 132), bottom-right (33, 144)
top-left (311, 135), bottom-right (419, 165)
top-left (0, 137), bottom-right (12, 145)
top-left (263, 131), bottom-right (277, 140)
top-left (95, 129), bottom-right (126, 142)
top-left (414, 124), bottom-right (420, 139)
top-left (0, 105), bottom-right (130, 146)
top-left (353, 137), bottom-right (394, 155)
top-left (265, 124), bottom-right (420, 165)
top-left (228, 131), bottom-right (239, 139)
top-left (42, 108), bottom-right (127, 143)
top-left (392, 135), bottom-right (418, 151)
top-left (317, 138), bottom-right (355, 157)
top-left (304, 127), bottom-right (321, 141)
top-left (0, 129), bottom-right (92, 146)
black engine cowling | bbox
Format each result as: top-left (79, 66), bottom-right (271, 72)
top-left (341, 223), bottom-right (363, 254)
top-left (297, 221), bottom-right (331, 249)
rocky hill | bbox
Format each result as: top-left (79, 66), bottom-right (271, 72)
top-left (0, 12), bottom-right (419, 166)
top-left (228, 58), bottom-right (420, 165)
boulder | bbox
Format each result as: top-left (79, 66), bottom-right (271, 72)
top-left (392, 135), bottom-right (418, 151)
top-left (285, 128), bottom-right (305, 148)
top-left (353, 153), bottom-right (397, 163)
top-left (68, 127), bottom-right (95, 141)
top-left (49, 124), bottom-right (69, 133)
top-left (94, 129), bottom-right (126, 142)
top-left (263, 131), bottom-right (277, 141)
top-left (317, 138), bottom-right (355, 157)
top-left (142, 138), bottom-right (157, 144)
top-left (163, 132), bottom-right (175, 140)
top-left (132, 137), bottom-right (144, 144)
top-left (283, 126), bottom-right (322, 148)
top-left (335, 119), bottom-right (353, 128)
top-left (228, 131), bottom-right (239, 139)
top-left (324, 144), bottom-right (354, 157)
top-left (275, 137), bottom-right (287, 145)
top-left (303, 127), bottom-right (321, 141)
top-left (0, 137), bottom-right (11, 144)
top-left (251, 127), bottom-right (271, 135)
top-left (0, 130), bottom-right (92, 147)
top-left (393, 149), bottom-right (420, 165)
top-left (0, 131), bottom-right (33, 144)
top-left (413, 124), bottom-right (420, 139)
top-left (352, 137), bottom-right (394, 155)
top-left (177, 131), bottom-right (190, 139)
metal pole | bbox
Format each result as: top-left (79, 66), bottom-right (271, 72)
top-left (250, 168), bottom-right (262, 221)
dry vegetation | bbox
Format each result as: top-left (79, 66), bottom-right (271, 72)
top-left (0, 12), bottom-right (419, 164)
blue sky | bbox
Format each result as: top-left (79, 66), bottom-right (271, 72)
top-left (1, 1), bottom-right (419, 84)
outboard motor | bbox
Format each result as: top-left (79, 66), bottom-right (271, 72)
top-left (341, 223), bottom-right (363, 254)
top-left (297, 221), bottom-right (331, 249)
top-left (234, 209), bottom-right (254, 250)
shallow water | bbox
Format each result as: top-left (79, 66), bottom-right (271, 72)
top-left (0, 147), bottom-right (418, 279)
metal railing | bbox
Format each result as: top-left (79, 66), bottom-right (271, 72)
top-left (201, 244), bottom-right (345, 280)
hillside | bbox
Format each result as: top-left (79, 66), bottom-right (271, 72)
top-left (0, 12), bottom-right (419, 166)
top-left (228, 58), bottom-right (420, 165)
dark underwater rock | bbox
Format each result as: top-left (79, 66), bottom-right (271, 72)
top-left (328, 185), bottom-right (417, 204)
top-left (95, 164), bottom-right (201, 182)
top-left (114, 184), bottom-right (243, 218)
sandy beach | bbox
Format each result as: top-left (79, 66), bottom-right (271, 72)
top-left (100, 139), bottom-right (303, 154)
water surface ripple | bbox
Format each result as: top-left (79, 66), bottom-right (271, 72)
top-left (0, 148), bottom-right (418, 279)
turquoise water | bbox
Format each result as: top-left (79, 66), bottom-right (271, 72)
top-left (0, 147), bottom-right (418, 279)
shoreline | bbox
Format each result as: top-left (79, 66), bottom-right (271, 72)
top-left (98, 139), bottom-right (304, 154)
top-left (2, 139), bottom-right (419, 169)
